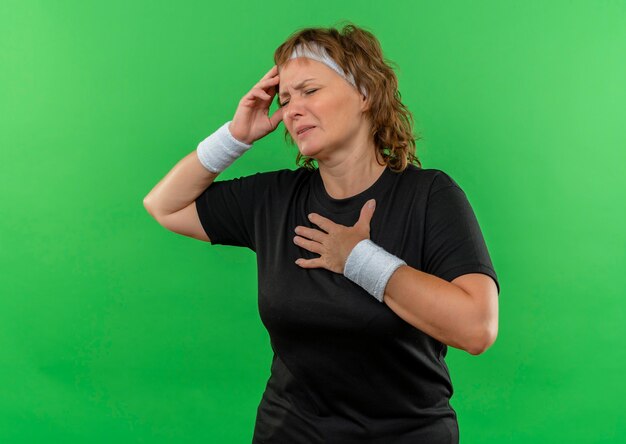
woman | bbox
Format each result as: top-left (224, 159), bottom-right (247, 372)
top-left (144, 23), bottom-right (500, 444)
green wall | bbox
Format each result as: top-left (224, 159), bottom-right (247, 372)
top-left (1, 1), bottom-right (624, 442)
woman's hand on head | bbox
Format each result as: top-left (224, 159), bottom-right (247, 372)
top-left (229, 65), bottom-right (284, 145)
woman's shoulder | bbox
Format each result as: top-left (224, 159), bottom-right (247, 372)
top-left (217, 166), bottom-right (312, 185)
top-left (254, 166), bottom-right (314, 185)
top-left (397, 164), bottom-right (462, 194)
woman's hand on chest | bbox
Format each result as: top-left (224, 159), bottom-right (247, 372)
top-left (293, 199), bottom-right (376, 274)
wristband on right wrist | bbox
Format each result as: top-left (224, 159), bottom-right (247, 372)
top-left (196, 120), bottom-right (253, 173)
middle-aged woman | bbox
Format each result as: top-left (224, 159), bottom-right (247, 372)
top-left (144, 22), bottom-right (500, 444)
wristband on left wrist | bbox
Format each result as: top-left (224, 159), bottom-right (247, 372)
top-left (343, 239), bottom-right (406, 303)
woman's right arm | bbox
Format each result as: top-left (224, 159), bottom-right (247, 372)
top-left (143, 150), bottom-right (219, 242)
top-left (142, 64), bottom-right (284, 242)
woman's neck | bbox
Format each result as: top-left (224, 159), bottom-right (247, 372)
top-left (317, 149), bottom-right (386, 200)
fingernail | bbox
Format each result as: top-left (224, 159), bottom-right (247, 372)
top-left (369, 199), bottom-right (376, 209)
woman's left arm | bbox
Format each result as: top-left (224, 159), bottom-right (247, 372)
top-left (294, 198), bottom-right (499, 355)
top-left (384, 267), bottom-right (498, 355)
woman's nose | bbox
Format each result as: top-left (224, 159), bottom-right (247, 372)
top-left (284, 98), bottom-right (305, 120)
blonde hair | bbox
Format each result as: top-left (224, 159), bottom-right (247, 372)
top-left (274, 21), bottom-right (422, 172)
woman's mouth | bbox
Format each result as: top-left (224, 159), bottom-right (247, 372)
top-left (297, 126), bottom-right (316, 138)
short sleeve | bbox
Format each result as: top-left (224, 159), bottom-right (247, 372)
top-left (194, 172), bottom-right (262, 251)
top-left (422, 172), bottom-right (500, 295)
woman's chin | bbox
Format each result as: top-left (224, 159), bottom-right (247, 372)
top-left (297, 144), bottom-right (322, 158)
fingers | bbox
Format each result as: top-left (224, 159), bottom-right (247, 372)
top-left (242, 86), bottom-right (273, 103)
top-left (241, 90), bottom-right (265, 103)
top-left (260, 65), bottom-right (279, 81)
top-left (247, 76), bottom-right (279, 101)
top-left (243, 75), bottom-right (282, 111)
top-left (247, 67), bottom-right (280, 106)
top-left (295, 258), bottom-right (323, 269)
top-left (253, 87), bottom-right (272, 100)
top-left (255, 75), bottom-right (279, 91)
top-left (356, 199), bottom-right (376, 229)
top-left (293, 236), bottom-right (324, 255)
top-left (294, 225), bottom-right (325, 243)
top-left (269, 106), bottom-right (284, 128)
top-left (261, 75), bottom-right (280, 85)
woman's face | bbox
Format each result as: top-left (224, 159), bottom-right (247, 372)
top-left (278, 58), bottom-right (369, 162)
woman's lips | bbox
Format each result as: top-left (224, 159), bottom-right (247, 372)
top-left (298, 127), bottom-right (315, 138)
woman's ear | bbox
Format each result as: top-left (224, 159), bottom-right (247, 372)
top-left (360, 94), bottom-right (371, 112)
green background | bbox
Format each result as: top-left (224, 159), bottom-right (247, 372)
top-left (1, 0), bottom-right (624, 442)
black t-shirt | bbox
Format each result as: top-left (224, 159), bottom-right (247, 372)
top-left (195, 164), bottom-right (500, 443)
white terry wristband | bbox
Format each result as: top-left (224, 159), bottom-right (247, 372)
top-left (196, 120), bottom-right (253, 173)
top-left (343, 239), bottom-right (407, 303)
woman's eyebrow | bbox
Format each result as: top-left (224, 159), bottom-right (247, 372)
top-left (278, 78), bottom-right (316, 99)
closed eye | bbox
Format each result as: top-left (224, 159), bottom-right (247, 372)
top-left (279, 89), bottom-right (318, 107)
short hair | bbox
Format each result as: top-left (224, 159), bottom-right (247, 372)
top-left (274, 21), bottom-right (422, 172)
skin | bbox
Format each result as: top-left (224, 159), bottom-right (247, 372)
top-left (278, 58), bottom-right (386, 200)
top-left (279, 57), bottom-right (498, 355)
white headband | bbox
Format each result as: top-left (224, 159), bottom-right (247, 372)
top-left (288, 42), bottom-right (367, 97)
